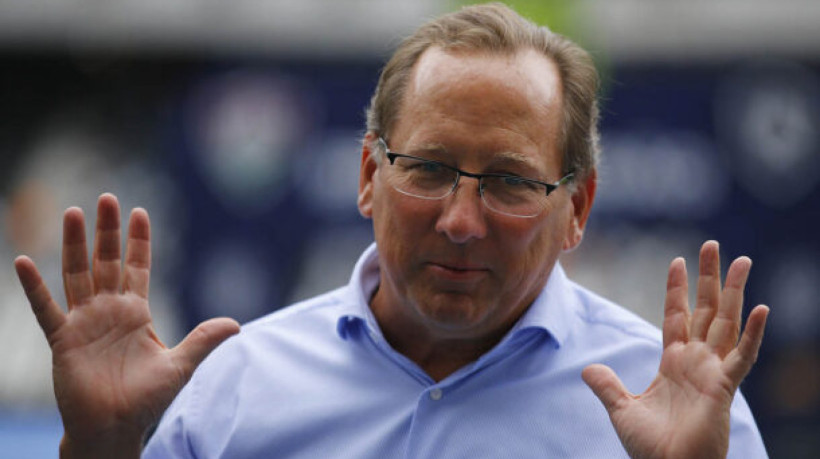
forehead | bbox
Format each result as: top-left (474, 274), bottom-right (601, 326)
top-left (392, 47), bottom-right (564, 170)
top-left (410, 47), bottom-right (561, 103)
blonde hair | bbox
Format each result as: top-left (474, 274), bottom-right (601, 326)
top-left (365, 2), bottom-right (600, 177)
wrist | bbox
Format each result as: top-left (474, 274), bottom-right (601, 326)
top-left (60, 431), bottom-right (143, 459)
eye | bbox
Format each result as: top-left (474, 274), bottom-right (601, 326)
top-left (501, 176), bottom-right (539, 190)
top-left (405, 159), bottom-right (445, 174)
top-left (502, 176), bottom-right (524, 185)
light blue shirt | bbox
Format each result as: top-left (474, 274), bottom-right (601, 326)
top-left (144, 243), bottom-right (767, 458)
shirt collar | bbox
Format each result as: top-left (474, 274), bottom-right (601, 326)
top-left (506, 262), bottom-right (574, 347)
top-left (336, 243), bottom-right (382, 340)
top-left (336, 242), bottom-right (574, 348)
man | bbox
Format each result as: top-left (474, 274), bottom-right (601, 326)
top-left (14, 3), bottom-right (769, 458)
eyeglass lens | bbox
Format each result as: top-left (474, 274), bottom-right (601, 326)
top-left (385, 155), bottom-right (549, 217)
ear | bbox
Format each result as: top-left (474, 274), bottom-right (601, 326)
top-left (562, 169), bottom-right (597, 252)
top-left (357, 132), bottom-right (380, 219)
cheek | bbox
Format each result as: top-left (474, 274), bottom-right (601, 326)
top-left (496, 202), bottom-right (571, 276)
top-left (372, 187), bottom-right (437, 262)
top-left (376, 186), bottom-right (433, 231)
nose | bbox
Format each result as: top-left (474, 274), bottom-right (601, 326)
top-left (434, 178), bottom-right (488, 244)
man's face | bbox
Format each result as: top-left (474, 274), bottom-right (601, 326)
top-left (358, 47), bottom-right (594, 343)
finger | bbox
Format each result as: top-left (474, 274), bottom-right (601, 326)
top-left (663, 257), bottom-right (690, 349)
top-left (15, 256), bottom-right (67, 340)
top-left (706, 256), bottom-right (751, 356)
top-left (723, 305), bottom-right (769, 384)
top-left (582, 364), bottom-right (633, 415)
top-left (123, 208), bottom-right (151, 299)
top-left (691, 241), bottom-right (721, 341)
top-left (92, 193), bottom-right (122, 293)
top-left (170, 318), bottom-right (241, 382)
top-left (62, 207), bottom-right (93, 308)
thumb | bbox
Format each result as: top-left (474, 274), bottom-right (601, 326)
top-left (171, 317), bottom-right (241, 381)
top-left (582, 363), bottom-right (632, 414)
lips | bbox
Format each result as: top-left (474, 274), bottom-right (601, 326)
top-left (435, 262), bottom-right (485, 271)
top-left (427, 261), bottom-right (489, 283)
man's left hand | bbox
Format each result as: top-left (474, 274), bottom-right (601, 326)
top-left (582, 240), bottom-right (769, 459)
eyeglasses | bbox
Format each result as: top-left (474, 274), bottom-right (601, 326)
top-left (378, 138), bottom-right (574, 218)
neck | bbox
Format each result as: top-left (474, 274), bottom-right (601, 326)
top-left (370, 290), bottom-right (513, 382)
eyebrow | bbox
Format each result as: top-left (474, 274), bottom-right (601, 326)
top-left (403, 142), bottom-right (448, 157)
top-left (486, 151), bottom-right (540, 171)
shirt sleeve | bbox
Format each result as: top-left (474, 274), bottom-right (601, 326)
top-left (727, 389), bottom-right (769, 458)
top-left (141, 378), bottom-right (199, 459)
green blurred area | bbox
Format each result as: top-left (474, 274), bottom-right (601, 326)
top-left (450, 0), bottom-right (583, 40)
top-left (448, 1), bottom-right (612, 96)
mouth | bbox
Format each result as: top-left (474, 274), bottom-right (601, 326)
top-left (427, 262), bottom-right (489, 282)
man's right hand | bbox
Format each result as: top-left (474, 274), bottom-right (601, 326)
top-left (14, 193), bottom-right (240, 459)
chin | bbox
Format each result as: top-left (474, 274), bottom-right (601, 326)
top-left (417, 292), bottom-right (490, 331)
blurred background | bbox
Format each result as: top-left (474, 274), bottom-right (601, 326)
top-left (0, 0), bottom-right (818, 457)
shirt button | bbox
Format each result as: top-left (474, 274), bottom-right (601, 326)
top-left (429, 388), bottom-right (443, 401)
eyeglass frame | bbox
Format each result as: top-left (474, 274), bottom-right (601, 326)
top-left (376, 137), bottom-right (575, 218)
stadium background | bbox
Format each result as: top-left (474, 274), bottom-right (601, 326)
top-left (0, 1), bottom-right (818, 457)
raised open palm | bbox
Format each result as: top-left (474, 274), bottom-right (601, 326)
top-left (14, 194), bottom-right (239, 458)
top-left (583, 241), bottom-right (769, 459)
